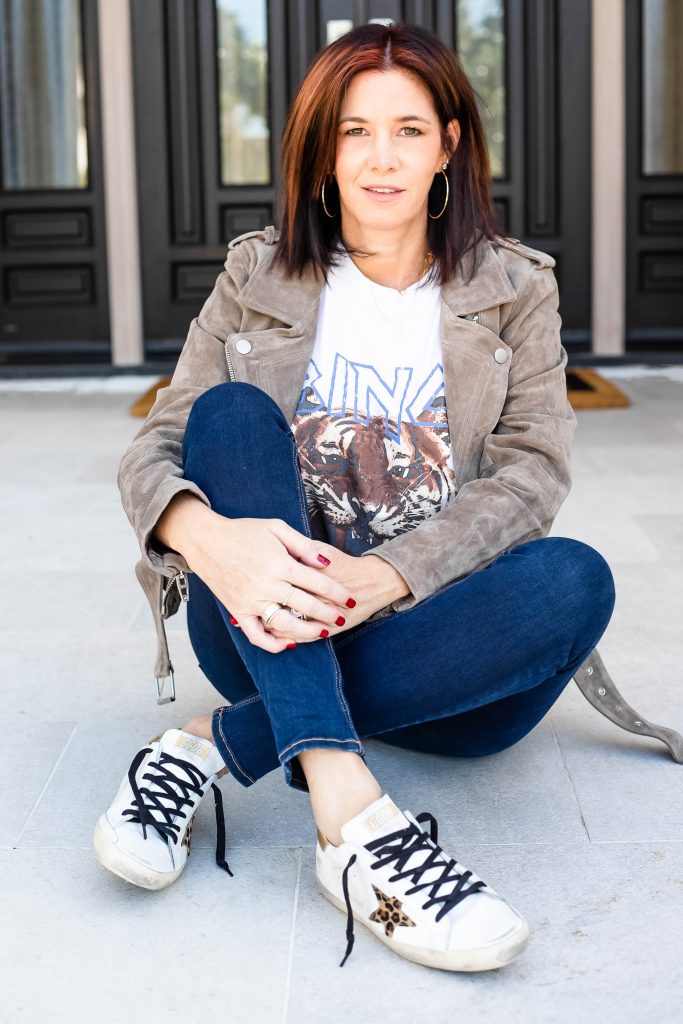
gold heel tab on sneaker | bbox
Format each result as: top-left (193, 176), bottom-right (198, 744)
top-left (317, 826), bottom-right (335, 850)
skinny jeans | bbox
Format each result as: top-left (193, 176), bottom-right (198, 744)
top-left (180, 382), bottom-right (616, 793)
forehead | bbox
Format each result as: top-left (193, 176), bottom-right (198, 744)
top-left (341, 69), bottom-right (432, 107)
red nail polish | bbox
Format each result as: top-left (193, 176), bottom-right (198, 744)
top-left (317, 554), bottom-right (331, 565)
top-left (335, 616), bottom-right (345, 626)
top-left (286, 642), bottom-right (297, 649)
top-left (345, 598), bottom-right (356, 608)
top-left (229, 615), bottom-right (238, 625)
top-left (320, 629), bottom-right (329, 638)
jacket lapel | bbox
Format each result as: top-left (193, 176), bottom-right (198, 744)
top-left (232, 236), bottom-right (519, 478)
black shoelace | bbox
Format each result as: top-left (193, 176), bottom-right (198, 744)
top-left (122, 746), bottom-right (233, 876)
top-left (338, 812), bottom-right (486, 966)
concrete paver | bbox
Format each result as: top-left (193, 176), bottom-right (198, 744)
top-left (2, 368), bottom-right (682, 1022)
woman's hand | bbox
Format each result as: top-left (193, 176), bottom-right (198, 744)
top-left (183, 513), bottom-right (358, 653)
top-left (264, 541), bottom-right (411, 642)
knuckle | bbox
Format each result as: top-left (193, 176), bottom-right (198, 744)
top-left (317, 602), bottom-right (336, 623)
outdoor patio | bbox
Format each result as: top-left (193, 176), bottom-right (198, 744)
top-left (2, 365), bottom-right (682, 1023)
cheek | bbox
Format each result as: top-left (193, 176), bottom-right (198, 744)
top-left (334, 148), bottom-right (357, 183)
top-left (335, 172), bottom-right (364, 198)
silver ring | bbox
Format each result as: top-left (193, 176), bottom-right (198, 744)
top-left (283, 582), bottom-right (307, 619)
top-left (261, 602), bottom-right (284, 625)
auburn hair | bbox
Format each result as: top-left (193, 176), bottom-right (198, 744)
top-left (272, 21), bottom-right (510, 287)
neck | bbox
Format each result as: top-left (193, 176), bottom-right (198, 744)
top-left (340, 218), bottom-right (431, 292)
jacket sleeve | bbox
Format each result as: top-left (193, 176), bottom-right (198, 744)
top-left (361, 263), bottom-right (577, 611)
top-left (116, 245), bottom-right (248, 574)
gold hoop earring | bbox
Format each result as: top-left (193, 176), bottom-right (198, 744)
top-left (428, 165), bottom-right (449, 220)
top-left (321, 174), bottom-right (339, 218)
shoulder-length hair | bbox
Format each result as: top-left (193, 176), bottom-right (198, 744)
top-left (272, 21), bottom-right (510, 287)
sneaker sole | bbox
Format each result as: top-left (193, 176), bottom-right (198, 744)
top-left (318, 880), bottom-right (530, 971)
top-left (93, 818), bottom-right (181, 891)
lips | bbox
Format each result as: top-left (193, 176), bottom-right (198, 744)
top-left (362, 186), bottom-right (404, 193)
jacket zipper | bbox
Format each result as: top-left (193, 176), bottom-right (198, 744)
top-left (161, 569), bottom-right (189, 617)
top-left (224, 341), bottom-right (236, 382)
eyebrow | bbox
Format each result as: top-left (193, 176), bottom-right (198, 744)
top-left (338, 115), bottom-right (432, 125)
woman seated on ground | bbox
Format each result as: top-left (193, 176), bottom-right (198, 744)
top-left (94, 21), bottom-right (615, 974)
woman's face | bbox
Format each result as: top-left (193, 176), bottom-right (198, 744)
top-left (334, 69), bottom-right (459, 235)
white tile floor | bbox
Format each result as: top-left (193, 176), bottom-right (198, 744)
top-left (2, 367), bottom-right (683, 1023)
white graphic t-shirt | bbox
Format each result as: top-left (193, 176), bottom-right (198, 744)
top-left (290, 248), bottom-right (458, 555)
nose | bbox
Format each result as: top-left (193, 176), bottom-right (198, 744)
top-left (367, 131), bottom-right (399, 171)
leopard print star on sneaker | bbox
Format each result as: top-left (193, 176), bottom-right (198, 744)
top-left (368, 884), bottom-right (417, 936)
top-left (316, 793), bottom-right (530, 971)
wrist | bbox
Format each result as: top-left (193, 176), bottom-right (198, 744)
top-left (154, 492), bottom-right (220, 563)
top-left (362, 553), bottom-right (411, 605)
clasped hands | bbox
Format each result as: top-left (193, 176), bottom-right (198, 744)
top-left (186, 513), bottom-right (409, 654)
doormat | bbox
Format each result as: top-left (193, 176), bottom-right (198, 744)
top-left (129, 367), bottom-right (631, 418)
top-left (565, 367), bottom-right (631, 408)
top-left (130, 376), bottom-right (171, 417)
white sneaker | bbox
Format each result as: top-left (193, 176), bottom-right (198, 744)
top-left (93, 727), bottom-right (233, 890)
top-left (316, 793), bottom-right (530, 971)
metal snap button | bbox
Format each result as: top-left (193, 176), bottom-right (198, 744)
top-left (494, 347), bottom-right (508, 363)
top-left (235, 339), bottom-right (252, 354)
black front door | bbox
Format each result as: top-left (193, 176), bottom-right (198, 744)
top-left (0, 0), bottom-right (110, 366)
top-left (625, 0), bottom-right (683, 354)
top-left (132, 0), bottom-right (592, 358)
top-left (131, 0), bottom-right (289, 356)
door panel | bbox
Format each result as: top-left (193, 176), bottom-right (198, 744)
top-left (0, 0), bottom-right (110, 365)
top-left (132, 0), bottom-right (287, 352)
top-left (625, 0), bottom-right (682, 352)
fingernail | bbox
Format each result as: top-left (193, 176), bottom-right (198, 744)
top-left (229, 615), bottom-right (239, 625)
top-left (320, 629), bottom-right (329, 638)
top-left (345, 598), bottom-right (356, 608)
top-left (317, 554), bottom-right (331, 565)
top-left (335, 616), bottom-right (345, 626)
top-left (286, 642), bottom-right (297, 649)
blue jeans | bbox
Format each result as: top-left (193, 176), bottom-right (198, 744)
top-left (181, 382), bottom-right (616, 794)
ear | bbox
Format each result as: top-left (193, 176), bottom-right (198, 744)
top-left (440, 118), bottom-right (461, 167)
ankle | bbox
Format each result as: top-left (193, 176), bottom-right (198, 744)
top-left (181, 717), bottom-right (229, 779)
top-left (181, 715), bottom-right (215, 744)
top-left (294, 749), bottom-right (383, 846)
top-left (317, 782), bottom-right (382, 847)
top-left (313, 779), bottom-right (383, 847)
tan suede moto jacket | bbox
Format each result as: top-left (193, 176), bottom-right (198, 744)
top-left (118, 224), bottom-right (577, 702)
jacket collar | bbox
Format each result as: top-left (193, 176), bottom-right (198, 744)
top-left (237, 233), bottom-right (518, 326)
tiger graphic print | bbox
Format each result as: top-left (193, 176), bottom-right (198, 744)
top-left (291, 356), bottom-right (458, 556)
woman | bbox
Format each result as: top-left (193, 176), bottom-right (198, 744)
top-left (94, 22), bottom-right (615, 973)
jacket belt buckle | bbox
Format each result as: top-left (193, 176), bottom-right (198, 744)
top-left (155, 668), bottom-right (176, 704)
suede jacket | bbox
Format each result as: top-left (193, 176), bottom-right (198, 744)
top-left (117, 224), bottom-right (577, 701)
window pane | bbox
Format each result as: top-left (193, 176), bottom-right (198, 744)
top-left (326, 19), bottom-right (353, 45)
top-left (216, 0), bottom-right (270, 185)
top-left (456, 0), bottom-right (506, 179)
top-left (642, 0), bottom-right (683, 175)
top-left (0, 0), bottom-right (88, 190)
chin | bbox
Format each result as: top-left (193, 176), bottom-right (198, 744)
top-left (346, 208), bottom-right (412, 228)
